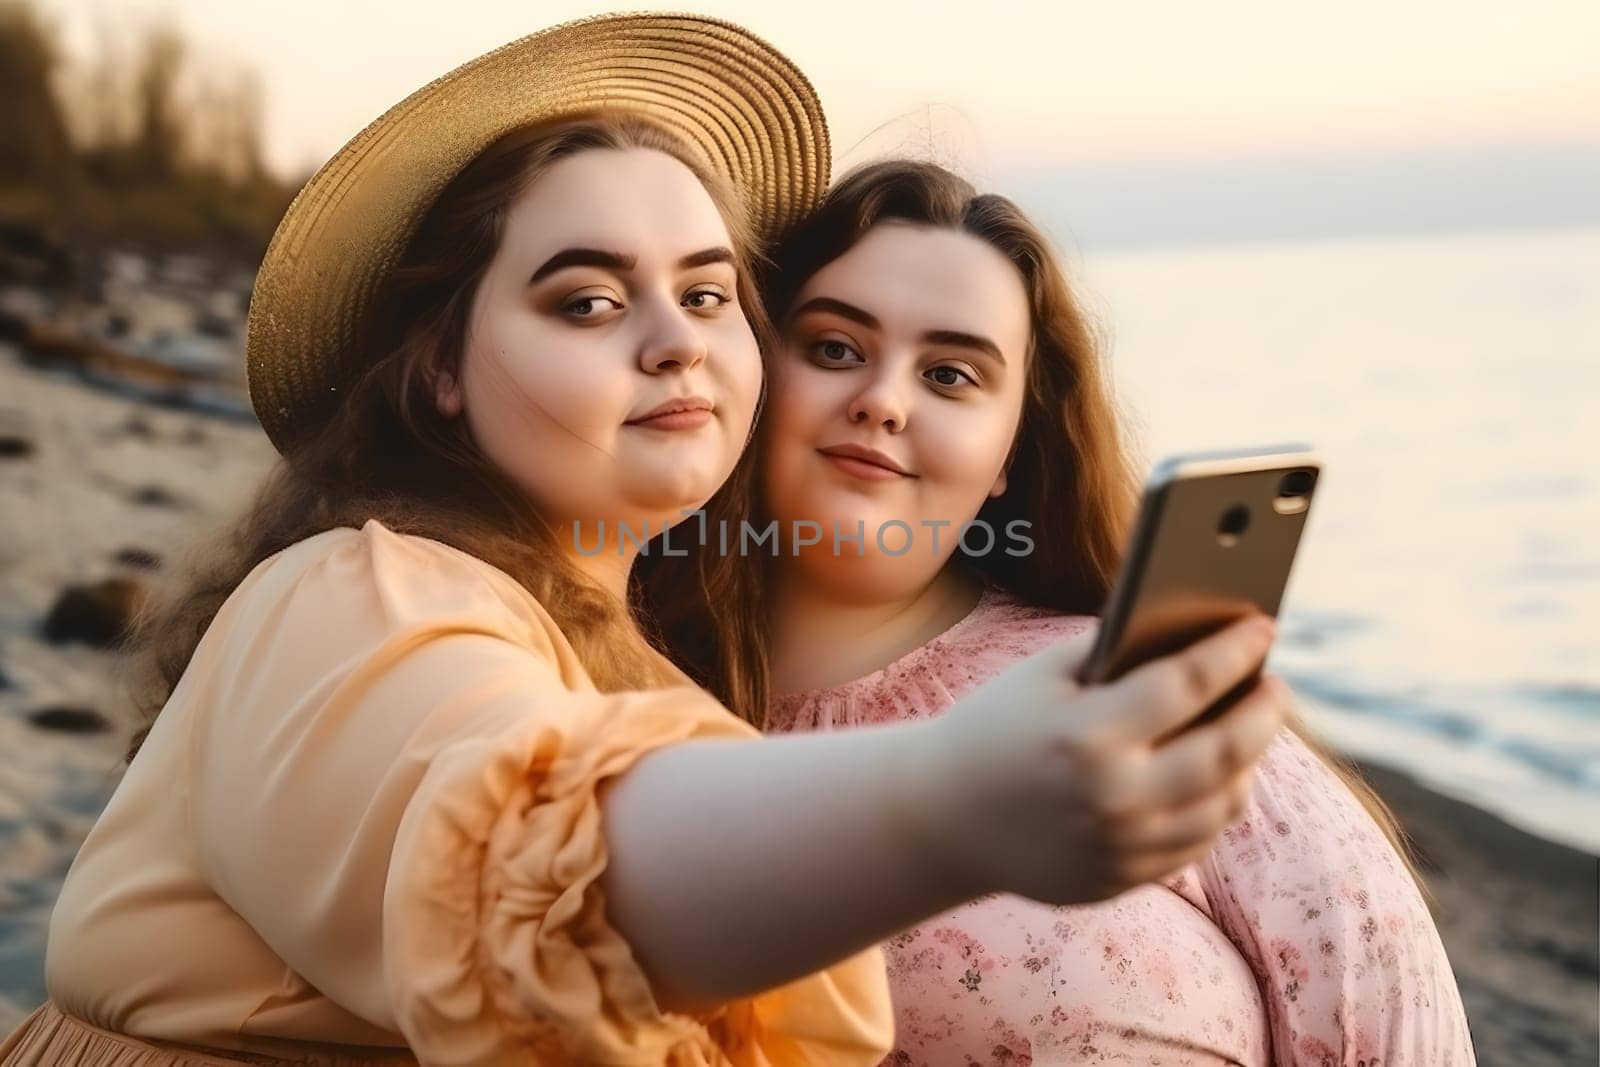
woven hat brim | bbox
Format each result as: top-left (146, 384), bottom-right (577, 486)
top-left (245, 12), bottom-right (830, 454)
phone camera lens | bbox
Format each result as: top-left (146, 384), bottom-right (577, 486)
top-left (1279, 470), bottom-right (1316, 496)
top-left (1218, 505), bottom-right (1250, 538)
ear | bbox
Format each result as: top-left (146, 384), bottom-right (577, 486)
top-left (433, 368), bottom-right (462, 419)
top-left (991, 417), bottom-right (1027, 499)
top-left (989, 465), bottom-right (1008, 499)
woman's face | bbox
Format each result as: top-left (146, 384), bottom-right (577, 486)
top-left (437, 147), bottom-right (762, 540)
top-left (763, 221), bottom-right (1032, 598)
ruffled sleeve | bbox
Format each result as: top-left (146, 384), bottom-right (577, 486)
top-left (1194, 727), bottom-right (1477, 1065)
top-left (186, 519), bottom-right (893, 1065)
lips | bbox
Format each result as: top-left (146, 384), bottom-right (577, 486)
top-left (817, 442), bottom-right (914, 478)
top-left (627, 396), bottom-right (714, 428)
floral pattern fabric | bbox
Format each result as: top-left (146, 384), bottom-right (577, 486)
top-left (765, 587), bottom-right (1477, 1066)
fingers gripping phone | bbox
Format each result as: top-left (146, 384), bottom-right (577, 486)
top-left (1076, 445), bottom-right (1321, 729)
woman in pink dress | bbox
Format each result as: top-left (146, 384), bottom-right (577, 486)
top-left (647, 160), bottom-right (1477, 1064)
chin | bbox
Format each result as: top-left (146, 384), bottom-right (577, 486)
top-left (627, 471), bottom-right (721, 519)
top-left (805, 492), bottom-right (897, 533)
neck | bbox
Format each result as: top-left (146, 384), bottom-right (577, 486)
top-left (767, 563), bottom-right (986, 695)
top-left (563, 519), bottom-right (645, 604)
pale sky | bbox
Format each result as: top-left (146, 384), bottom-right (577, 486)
top-left (39, 0), bottom-right (1600, 247)
top-left (43, 0), bottom-right (1600, 172)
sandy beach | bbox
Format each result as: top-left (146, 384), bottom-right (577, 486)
top-left (0, 325), bottom-right (1595, 1064)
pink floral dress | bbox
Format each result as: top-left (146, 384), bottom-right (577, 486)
top-left (765, 585), bottom-right (1477, 1066)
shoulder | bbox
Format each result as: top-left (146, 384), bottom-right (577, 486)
top-left (236, 518), bottom-right (563, 658)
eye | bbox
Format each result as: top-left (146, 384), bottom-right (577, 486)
top-left (563, 294), bottom-right (623, 318)
top-left (809, 338), bottom-right (864, 366)
top-left (925, 365), bottom-right (977, 389)
top-left (683, 287), bottom-right (731, 311)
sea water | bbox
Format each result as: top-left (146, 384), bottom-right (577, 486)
top-left (1078, 224), bottom-right (1599, 852)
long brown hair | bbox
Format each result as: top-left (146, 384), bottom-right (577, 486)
top-left (648, 159), bottom-right (1432, 904)
top-left (121, 112), bottom-right (774, 761)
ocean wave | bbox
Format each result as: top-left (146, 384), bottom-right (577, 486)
top-left (1279, 669), bottom-right (1600, 788)
top-left (1518, 682), bottom-right (1600, 717)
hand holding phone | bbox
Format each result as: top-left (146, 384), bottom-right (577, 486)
top-left (1077, 444), bottom-right (1320, 729)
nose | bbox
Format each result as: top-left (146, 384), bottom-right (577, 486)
top-left (639, 300), bottom-right (708, 374)
top-left (846, 373), bottom-right (908, 433)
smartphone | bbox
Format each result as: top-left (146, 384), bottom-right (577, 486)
top-left (1076, 444), bottom-right (1321, 726)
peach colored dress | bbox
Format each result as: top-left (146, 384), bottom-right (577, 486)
top-left (766, 586), bottom-right (1478, 1066)
top-left (0, 519), bottom-right (894, 1066)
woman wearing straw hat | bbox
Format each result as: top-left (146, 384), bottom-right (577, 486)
top-left (0, 13), bottom-right (1289, 1065)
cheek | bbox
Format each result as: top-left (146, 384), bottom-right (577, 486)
top-left (914, 404), bottom-right (1017, 491)
top-left (762, 367), bottom-right (832, 475)
top-left (718, 324), bottom-right (765, 427)
top-left (466, 318), bottom-right (626, 441)
top-left (767, 358), bottom-right (845, 436)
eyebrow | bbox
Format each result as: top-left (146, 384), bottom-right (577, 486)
top-left (679, 246), bottom-right (736, 270)
top-left (922, 328), bottom-right (1005, 364)
top-left (790, 296), bottom-right (879, 330)
top-left (529, 246), bottom-right (735, 284)
top-left (791, 296), bottom-right (1005, 364)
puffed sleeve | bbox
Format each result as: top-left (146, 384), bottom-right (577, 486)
top-left (186, 520), bottom-right (894, 1065)
top-left (1194, 727), bottom-right (1477, 1065)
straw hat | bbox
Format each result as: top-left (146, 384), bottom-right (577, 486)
top-left (245, 11), bottom-right (830, 454)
